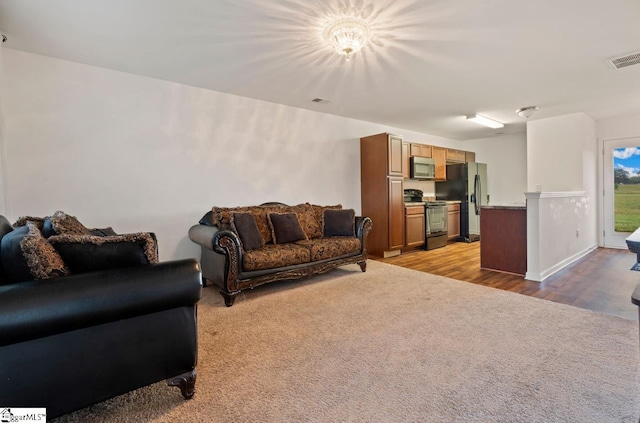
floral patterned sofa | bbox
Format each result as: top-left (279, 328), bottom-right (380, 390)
top-left (188, 202), bottom-right (372, 306)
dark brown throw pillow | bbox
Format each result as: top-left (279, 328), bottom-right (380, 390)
top-left (268, 212), bottom-right (308, 244)
top-left (232, 212), bottom-right (264, 251)
top-left (323, 209), bottom-right (356, 237)
top-left (48, 232), bottom-right (158, 274)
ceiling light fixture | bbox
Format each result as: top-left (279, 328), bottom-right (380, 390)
top-left (323, 16), bottom-right (370, 61)
top-left (466, 114), bottom-right (504, 129)
top-left (516, 106), bottom-right (539, 119)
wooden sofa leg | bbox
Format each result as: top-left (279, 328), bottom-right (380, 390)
top-left (168, 369), bottom-right (196, 399)
top-left (358, 260), bottom-right (367, 272)
top-left (201, 276), bottom-right (208, 287)
top-left (220, 290), bottom-right (239, 307)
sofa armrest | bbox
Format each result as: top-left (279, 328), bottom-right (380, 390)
top-left (355, 216), bottom-right (373, 252)
top-left (188, 224), bottom-right (219, 251)
top-left (0, 259), bottom-right (202, 347)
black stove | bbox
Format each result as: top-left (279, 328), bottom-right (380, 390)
top-left (404, 188), bottom-right (424, 203)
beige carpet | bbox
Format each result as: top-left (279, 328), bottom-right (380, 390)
top-left (55, 261), bottom-right (640, 422)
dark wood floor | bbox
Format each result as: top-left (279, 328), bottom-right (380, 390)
top-left (375, 242), bottom-right (640, 321)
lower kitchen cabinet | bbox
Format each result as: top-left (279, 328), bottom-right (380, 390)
top-left (447, 202), bottom-right (461, 241)
top-left (405, 205), bottom-right (425, 249)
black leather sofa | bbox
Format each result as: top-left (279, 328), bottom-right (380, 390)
top-left (0, 216), bottom-right (202, 419)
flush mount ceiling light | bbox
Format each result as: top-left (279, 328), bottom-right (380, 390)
top-left (516, 106), bottom-right (539, 119)
top-left (323, 16), bottom-right (370, 61)
top-left (466, 114), bottom-right (504, 129)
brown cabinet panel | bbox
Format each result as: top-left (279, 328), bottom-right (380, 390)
top-left (432, 147), bottom-right (447, 181)
top-left (402, 142), bottom-right (410, 178)
top-left (480, 207), bottom-right (527, 275)
top-left (465, 151), bottom-right (476, 163)
top-left (388, 134), bottom-right (403, 176)
top-left (388, 177), bottom-right (405, 250)
top-left (446, 149), bottom-right (466, 163)
top-left (405, 213), bottom-right (425, 248)
top-left (410, 143), bottom-right (432, 158)
top-left (447, 203), bottom-right (461, 241)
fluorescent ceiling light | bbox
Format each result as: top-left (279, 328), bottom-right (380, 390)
top-left (466, 114), bottom-right (504, 129)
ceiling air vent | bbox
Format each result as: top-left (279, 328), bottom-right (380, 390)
top-left (607, 52), bottom-right (640, 69)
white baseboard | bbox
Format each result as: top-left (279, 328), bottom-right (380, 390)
top-left (525, 243), bottom-right (598, 282)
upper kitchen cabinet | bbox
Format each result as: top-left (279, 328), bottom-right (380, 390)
top-left (361, 133), bottom-right (404, 177)
top-left (432, 146), bottom-right (447, 181)
top-left (402, 142), bottom-right (410, 178)
top-left (410, 143), bottom-right (432, 158)
top-left (446, 149), bottom-right (466, 163)
top-left (360, 133), bottom-right (406, 258)
top-left (465, 151), bottom-right (476, 163)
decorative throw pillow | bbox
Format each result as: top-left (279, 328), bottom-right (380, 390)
top-left (13, 216), bottom-right (46, 229)
top-left (48, 232), bottom-right (159, 273)
top-left (232, 212), bottom-right (264, 251)
top-left (89, 227), bottom-right (118, 237)
top-left (267, 212), bottom-right (308, 244)
top-left (45, 211), bottom-right (91, 236)
top-left (1, 222), bottom-right (69, 283)
top-left (323, 209), bottom-right (356, 237)
top-left (308, 204), bottom-right (342, 238)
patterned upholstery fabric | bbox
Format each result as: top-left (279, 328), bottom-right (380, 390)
top-left (295, 237), bottom-right (361, 262)
top-left (242, 243), bottom-right (311, 271)
top-left (213, 205), bottom-right (285, 244)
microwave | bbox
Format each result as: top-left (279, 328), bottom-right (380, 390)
top-left (410, 156), bottom-right (436, 180)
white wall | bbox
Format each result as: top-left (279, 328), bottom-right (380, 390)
top-left (525, 113), bottom-right (598, 281)
top-left (527, 114), bottom-right (593, 192)
top-left (468, 133), bottom-right (527, 205)
top-left (1, 49), bottom-right (465, 261)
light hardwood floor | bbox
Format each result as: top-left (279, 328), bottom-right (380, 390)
top-left (374, 242), bottom-right (640, 321)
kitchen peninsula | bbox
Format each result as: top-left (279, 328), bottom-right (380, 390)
top-left (479, 204), bottom-right (527, 275)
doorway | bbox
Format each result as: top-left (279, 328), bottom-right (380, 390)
top-left (603, 138), bottom-right (640, 248)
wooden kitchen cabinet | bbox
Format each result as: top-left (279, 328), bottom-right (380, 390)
top-left (432, 146), bottom-right (447, 181)
top-left (388, 134), bottom-right (403, 176)
top-left (447, 202), bottom-right (461, 241)
top-left (360, 133), bottom-right (405, 257)
top-left (446, 149), bottom-right (466, 163)
top-left (404, 205), bottom-right (425, 249)
top-left (465, 151), bottom-right (476, 163)
top-left (410, 143), bottom-right (432, 158)
top-left (388, 177), bottom-right (405, 251)
top-left (402, 142), bottom-right (410, 178)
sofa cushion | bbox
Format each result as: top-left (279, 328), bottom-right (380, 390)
top-left (213, 205), bottom-right (284, 244)
top-left (232, 212), bottom-right (264, 251)
top-left (1, 222), bottom-right (69, 283)
top-left (48, 232), bottom-right (159, 273)
top-left (308, 204), bottom-right (342, 238)
top-left (268, 212), bottom-right (308, 244)
top-left (296, 237), bottom-right (361, 262)
top-left (45, 211), bottom-right (92, 236)
top-left (242, 243), bottom-right (311, 271)
top-left (323, 209), bottom-right (356, 237)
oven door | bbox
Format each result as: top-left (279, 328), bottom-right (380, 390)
top-left (426, 203), bottom-right (448, 235)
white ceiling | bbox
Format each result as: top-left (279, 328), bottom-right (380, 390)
top-left (1, 0), bottom-right (640, 140)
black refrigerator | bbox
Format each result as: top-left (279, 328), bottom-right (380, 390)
top-left (435, 162), bottom-right (488, 242)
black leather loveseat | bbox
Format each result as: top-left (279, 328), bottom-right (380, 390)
top-left (0, 214), bottom-right (202, 419)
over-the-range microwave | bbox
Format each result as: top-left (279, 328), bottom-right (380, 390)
top-left (410, 156), bottom-right (436, 180)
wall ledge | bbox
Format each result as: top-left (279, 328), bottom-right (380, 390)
top-left (525, 191), bottom-right (586, 199)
